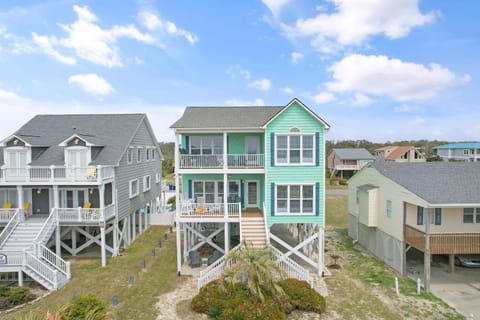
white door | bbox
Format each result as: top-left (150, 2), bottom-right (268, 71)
top-left (60, 189), bottom-right (86, 208)
top-left (246, 181), bottom-right (259, 208)
top-left (67, 149), bottom-right (88, 178)
top-left (245, 136), bottom-right (260, 165)
top-left (7, 150), bottom-right (27, 178)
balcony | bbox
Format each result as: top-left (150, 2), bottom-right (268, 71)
top-left (179, 154), bottom-right (264, 170)
top-left (334, 164), bottom-right (361, 171)
top-left (178, 201), bottom-right (241, 221)
top-left (55, 204), bottom-right (116, 224)
top-left (405, 225), bottom-right (480, 254)
top-left (0, 165), bottom-right (115, 184)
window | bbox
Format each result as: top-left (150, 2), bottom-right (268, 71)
top-left (146, 148), bottom-right (151, 161)
top-left (137, 147), bottom-right (142, 163)
top-left (276, 184), bottom-right (314, 215)
top-left (155, 172), bottom-right (161, 184)
top-left (463, 208), bottom-right (480, 223)
top-left (190, 136), bottom-right (223, 155)
top-left (434, 208), bottom-right (442, 225)
top-left (143, 175), bottom-right (151, 192)
top-left (275, 134), bottom-right (315, 165)
top-left (386, 200), bottom-right (392, 218)
top-left (152, 148), bottom-right (156, 160)
top-left (129, 179), bottom-right (139, 198)
top-left (127, 147), bottom-right (133, 164)
top-left (192, 180), bottom-right (239, 203)
top-left (417, 206), bottom-right (424, 225)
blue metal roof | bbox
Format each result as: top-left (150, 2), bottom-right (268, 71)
top-left (434, 142), bottom-right (480, 149)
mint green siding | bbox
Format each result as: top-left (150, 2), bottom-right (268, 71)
top-left (265, 101), bottom-right (326, 227)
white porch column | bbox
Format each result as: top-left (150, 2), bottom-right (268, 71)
top-left (71, 228), bottom-right (77, 256)
top-left (223, 132), bottom-right (228, 170)
top-left (175, 132), bottom-right (182, 274)
top-left (318, 227), bottom-right (324, 276)
top-left (183, 221), bottom-right (188, 257)
top-left (132, 211), bottom-right (137, 240)
top-left (55, 224), bottom-right (61, 257)
top-left (139, 206), bottom-right (143, 234)
top-left (18, 271), bottom-right (23, 287)
top-left (99, 184), bottom-right (105, 219)
top-left (16, 186), bottom-right (24, 213)
top-left (113, 218), bottom-right (118, 256)
top-left (126, 215), bottom-right (131, 245)
top-left (223, 173), bottom-right (228, 217)
top-left (53, 185), bottom-right (59, 208)
top-left (424, 208), bottom-right (432, 292)
top-left (100, 224), bottom-right (106, 267)
top-left (224, 221), bottom-right (230, 254)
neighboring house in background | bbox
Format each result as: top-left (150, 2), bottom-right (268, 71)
top-left (327, 148), bottom-right (374, 178)
top-left (348, 162), bottom-right (480, 291)
top-left (171, 98), bottom-right (330, 286)
top-left (374, 146), bottom-right (426, 162)
top-left (0, 114), bottom-right (162, 290)
top-left (433, 142), bottom-right (480, 162)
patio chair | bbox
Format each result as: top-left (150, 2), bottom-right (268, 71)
top-left (86, 166), bottom-right (97, 179)
top-left (188, 250), bottom-right (201, 268)
top-left (2, 202), bottom-right (12, 209)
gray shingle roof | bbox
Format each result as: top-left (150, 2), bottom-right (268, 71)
top-left (373, 162), bottom-right (480, 204)
top-left (2, 114), bottom-right (146, 166)
top-left (170, 106), bottom-right (284, 129)
top-left (332, 148), bottom-right (374, 160)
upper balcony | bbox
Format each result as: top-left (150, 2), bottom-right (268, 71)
top-left (0, 165), bottom-right (115, 185)
top-left (178, 153), bottom-right (264, 171)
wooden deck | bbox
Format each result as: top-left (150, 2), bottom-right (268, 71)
top-left (405, 225), bottom-right (480, 254)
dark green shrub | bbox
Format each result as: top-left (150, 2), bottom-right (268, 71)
top-left (217, 298), bottom-right (285, 320)
top-left (278, 279), bottom-right (326, 314)
top-left (0, 285), bottom-right (35, 310)
top-left (63, 294), bottom-right (107, 320)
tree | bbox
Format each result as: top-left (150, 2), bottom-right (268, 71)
top-left (221, 241), bottom-right (285, 302)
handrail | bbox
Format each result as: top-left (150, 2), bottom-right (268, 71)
top-left (0, 209), bottom-right (22, 248)
top-left (197, 245), bottom-right (241, 289)
top-left (262, 202), bottom-right (269, 244)
top-left (56, 203), bottom-right (116, 223)
top-left (24, 250), bottom-right (60, 290)
top-left (271, 246), bottom-right (312, 286)
top-left (34, 208), bottom-right (57, 245)
top-left (36, 243), bottom-right (70, 278)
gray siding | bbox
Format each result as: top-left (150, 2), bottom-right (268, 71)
top-left (115, 119), bottom-right (162, 221)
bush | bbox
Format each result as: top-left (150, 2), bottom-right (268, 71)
top-left (167, 196), bottom-right (176, 210)
top-left (329, 177), bottom-right (337, 185)
top-left (62, 294), bottom-right (107, 320)
top-left (217, 298), bottom-right (285, 320)
top-left (0, 285), bottom-right (35, 310)
top-left (278, 279), bottom-right (326, 314)
top-left (339, 178), bottom-right (348, 185)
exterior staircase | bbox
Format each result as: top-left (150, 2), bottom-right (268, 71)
top-left (240, 216), bottom-right (267, 248)
top-left (0, 211), bottom-right (71, 291)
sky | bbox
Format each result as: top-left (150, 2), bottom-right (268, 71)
top-left (0, 0), bottom-right (479, 143)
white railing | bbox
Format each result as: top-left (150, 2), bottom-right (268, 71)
top-left (198, 245), bottom-right (241, 289)
top-left (0, 208), bottom-right (18, 223)
top-left (271, 246), bottom-right (312, 286)
top-left (179, 154), bottom-right (265, 169)
top-left (55, 204), bottom-right (116, 223)
top-left (228, 154), bottom-right (264, 168)
top-left (0, 251), bottom-right (23, 266)
top-left (0, 209), bottom-right (22, 247)
top-left (179, 202), bottom-right (241, 219)
top-left (24, 251), bottom-right (62, 290)
top-left (0, 165), bottom-right (115, 183)
top-left (334, 164), bottom-right (361, 170)
top-left (35, 244), bottom-right (70, 279)
top-left (34, 209), bottom-right (57, 245)
top-left (262, 202), bottom-right (269, 244)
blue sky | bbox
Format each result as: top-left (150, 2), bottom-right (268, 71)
top-left (0, 0), bottom-right (478, 142)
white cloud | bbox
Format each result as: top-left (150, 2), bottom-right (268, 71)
top-left (326, 54), bottom-right (456, 101)
top-left (462, 74), bottom-right (472, 83)
top-left (33, 5), bottom-right (155, 67)
top-left (262, 0), bottom-right (292, 17)
top-left (289, 0), bottom-right (436, 53)
top-left (312, 91), bottom-right (336, 104)
top-left (226, 65), bottom-right (251, 80)
top-left (248, 78), bottom-right (272, 91)
top-left (282, 87), bottom-right (294, 94)
top-left (226, 98), bottom-right (265, 106)
top-left (0, 25), bottom-right (35, 54)
top-left (394, 104), bottom-right (416, 113)
top-left (138, 11), bottom-right (198, 45)
top-left (68, 73), bottom-right (114, 96)
top-left (0, 88), bottom-right (29, 103)
top-left (352, 93), bottom-right (373, 106)
top-left (291, 51), bottom-right (304, 64)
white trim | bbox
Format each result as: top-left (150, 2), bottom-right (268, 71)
top-left (129, 179), bottom-right (139, 198)
top-left (127, 146), bottom-right (134, 164)
top-left (143, 175), bottom-right (151, 192)
top-left (137, 146), bottom-right (143, 163)
top-left (0, 134), bottom-right (31, 147)
top-left (246, 180), bottom-right (260, 208)
top-left (262, 98), bottom-right (330, 129)
top-left (275, 133), bottom-right (315, 165)
top-left (274, 183), bottom-right (315, 215)
top-left (58, 134), bottom-right (94, 147)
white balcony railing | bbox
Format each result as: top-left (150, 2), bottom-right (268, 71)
top-left (0, 165), bottom-right (115, 183)
top-left (178, 202), bottom-right (241, 219)
top-left (0, 208), bottom-right (18, 224)
top-left (55, 204), bottom-right (116, 223)
top-left (334, 164), bottom-right (361, 170)
top-left (179, 154), bottom-right (264, 169)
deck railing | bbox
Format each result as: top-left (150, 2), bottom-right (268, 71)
top-left (0, 165), bottom-right (115, 183)
top-left (0, 208), bottom-right (18, 224)
top-left (179, 154), bottom-right (264, 169)
top-left (0, 250), bottom-right (23, 266)
top-left (334, 164), bottom-right (361, 170)
top-left (271, 246), bottom-right (313, 286)
top-left (198, 245), bottom-right (240, 289)
top-left (55, 204), bottom-right (116, 223)
top-left (405, 225), bottom-right (480, 254)
top-left (178, 202), bottom-right (241, 219)
top-left (0, 209), bottom-right (22, 247)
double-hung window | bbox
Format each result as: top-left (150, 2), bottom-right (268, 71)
top-left (143, 175), bottom-right (151, 192)
top-left (137, 147), bottom-right (142, 163)
top-left (463, 208), bottom-right (480, 223)
top-left (190, 136), bottom-right (223, 155)
top-left (417, 206), bottom-right (424, 225)
top-left (127, 147), bottom-right (133, 164)
top-left (275, 134), bottom-right (314, 164)
top-left (129, 179), bottom-right (139, 198)
top-left (386, 200), bottom-right (392, 218)
top-left (434, 208), bottom-right (442, 225)
top-left (276, 184), bottom-right (314, 215)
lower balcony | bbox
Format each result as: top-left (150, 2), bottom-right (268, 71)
top-left (178, 201), bottom-right (242, 222)
top-left (55, 204), bottom-right (116, 224)
top-left (179, 154), bottom-right (264, 169)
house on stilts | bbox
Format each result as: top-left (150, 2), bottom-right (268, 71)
top-left (171, 98), bottom-right (330, 287)
top-left (0, 114), bottom-right (162, 290)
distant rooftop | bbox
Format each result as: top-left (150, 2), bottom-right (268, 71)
top-left (434, 142), bottom-right (480, 149)
top-left (331, 148), bottom-right (374, 160)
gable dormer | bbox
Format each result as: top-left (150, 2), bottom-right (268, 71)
top-left (59, 135), bottom-right (93, 168)
top-left (1, 135), bottom-right (31, 168)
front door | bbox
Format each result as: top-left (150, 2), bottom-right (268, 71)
top-left (32, 189), bottom-right (50, 215)
top-left (60, 189), bottom-right (86, 208)
top-left (246, 181), bottom-right (259, 208)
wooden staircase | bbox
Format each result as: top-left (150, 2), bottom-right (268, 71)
top-left (240, 216), bottom-right (267, 248)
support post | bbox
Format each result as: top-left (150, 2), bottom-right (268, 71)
top-left (16, 186), bottom-right (24, 217)
top-left (176, 221), bottom-right (182, 275)
top-left (72, 228), bottom-right (77, 256)
top-left (449, 254), bottom-right (455, 273)
top-left (113, 219), bottom-right (118, 256)
top-left (139, 207), bottom-right (143, 234)
top-left (224, 221), bottom-right (229, 253)
top-left (175, 132), bottom-right (182, 275)
top-left (424, 208), bottom-right (432, 293)
top-left (223, 132), bottom-right (228, 170)
top-left (132, 211), bottom-right (137, 241)
top-left (55, 224), bottom-right (61, 257)
top-left (18, 271), bottom-right (23, 287)
top-left (318, 226), bottom-right (324, 276)
top-left (223, 173), bottom-right (228, 218)
top-left (101, 225), bottom-right (106, 267)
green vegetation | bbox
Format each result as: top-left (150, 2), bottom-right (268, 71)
top-left (0, 285), bottom-right (35, 310)
top-left (5, 226), bottom-right (178, 320)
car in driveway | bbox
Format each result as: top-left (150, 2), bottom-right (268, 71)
top-left (455, 254), bottom-right (480, 268)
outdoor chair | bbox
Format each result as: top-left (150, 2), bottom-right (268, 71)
top-left (188, 250), bottom-right (201, 268)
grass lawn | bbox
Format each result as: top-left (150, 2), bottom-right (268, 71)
top-left (323, 195), bottom-right (464, 320)
top-left (5, 226), bottom-right (179, 320)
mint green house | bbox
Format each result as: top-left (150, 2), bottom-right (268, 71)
top-left (171, 99), bottom-right (330, 282)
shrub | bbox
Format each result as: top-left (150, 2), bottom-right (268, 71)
top-left (167, 196), bottom-right (176, 209)
top-left (329, 177), bottom-right (337, 185)
top-left (339, 178), bottom-right (348, 185)
top-left (62, 294), bottom-right (107, 320)
top-left (0, 285), bottom-right (35, 310)
top-left (278, 279), bottom-right (326, 314)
